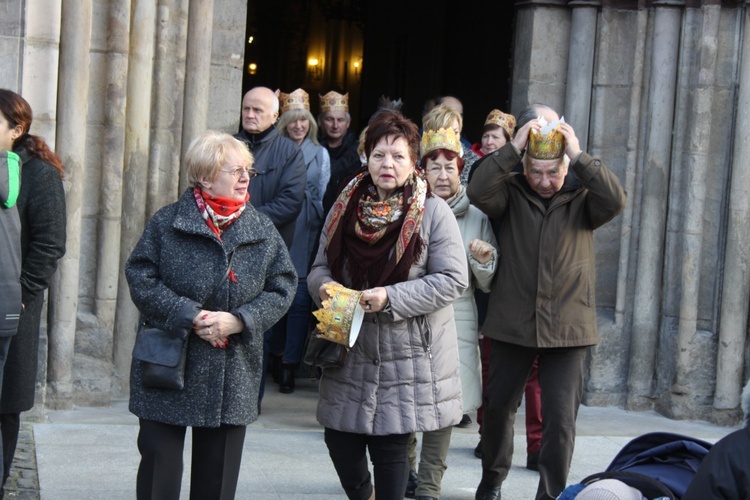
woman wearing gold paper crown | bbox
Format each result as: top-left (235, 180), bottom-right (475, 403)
top-left (400, 126), bottom-right (498, 500)
top-left (307, 110), bottom-right (469, 500)
top-left (270, 88), bottom-right (331, 394)
top-left (460, 109), bottom-right (516, 185)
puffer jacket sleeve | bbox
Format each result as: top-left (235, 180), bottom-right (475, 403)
top-left (386, 197), bottom-right (469, 322)
top-left (468, 211), bottom-right (498, 294)
top-left (125, 208), bottom-right (202, 336)
top-left (307, 216), bottom-right (334, 309)
top-left (231, 228), bottom-right (297, 344)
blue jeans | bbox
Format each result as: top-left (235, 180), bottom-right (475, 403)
top-left (282, 279), bottom-right (312, 365)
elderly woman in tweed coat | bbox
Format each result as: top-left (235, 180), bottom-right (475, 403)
top-left (125, 130), bottom-right (296, 500)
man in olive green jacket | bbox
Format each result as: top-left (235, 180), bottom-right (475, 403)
top-left (467, 104), bottom-right (626, 500)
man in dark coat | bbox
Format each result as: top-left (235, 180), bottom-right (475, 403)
top-left (318, 91), bottom-right (362, 214)
top-left (235, 86), bottom-right (306, 249)
top-left (468, 104), bottom-right (626, 500)
top-left (683, 378), bottom-right (750, 499)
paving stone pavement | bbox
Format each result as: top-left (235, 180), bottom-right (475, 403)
top-left (4, 423), bottom-right (39, 500)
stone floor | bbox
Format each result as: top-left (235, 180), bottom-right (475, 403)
top-left (3, 424), bottom-right (39, 499)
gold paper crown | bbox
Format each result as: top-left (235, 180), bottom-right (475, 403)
top-left (312, 284), bottom-right (364, 346)
top-left (485, 109), bottom-right (516, 140)
top-left (528, 116), bottom-right (566, 159)
top-left (420, 128), bottom-right (461, 157)
top-left (279, 88), bottom-right (310, 114)
top-left (319, 91), bottom-right (349, 113)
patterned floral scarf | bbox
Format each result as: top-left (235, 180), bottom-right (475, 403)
top-left (325, 171), bottom-right (427, 289)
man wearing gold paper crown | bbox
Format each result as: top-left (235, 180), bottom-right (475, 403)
top-left (235, 86), bottom-right (306, 249)
top-left (318, 91), bottom-right (362, 213)
top-left (467, 104), bottom-right (626, 500)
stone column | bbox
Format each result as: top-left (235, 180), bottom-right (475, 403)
top-left (615, 10), bottom-right (648, 326)
top-left (112, 0), bottom-right (157, 394)
top-left (148, 0), bottom-right (189, 214)
top-left (627, 2), bottom-right (683, 410)
top-left (95, 0), bottom-right (131, 332)
top-left (179, 0), bottom-right (214, 193)
top-left (47, 0), bottom-right (92, 409)
top-left (20, 0), bottom-right (62, 147)
top-left (564, 1), bottom-right (600, 151)
top-left (715, 1), bottom-right (750, 413)
top-left (672, 5), bottom-right (720, 400)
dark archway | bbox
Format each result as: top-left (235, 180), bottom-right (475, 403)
top-left (243, 0), bottom-right (515, 142)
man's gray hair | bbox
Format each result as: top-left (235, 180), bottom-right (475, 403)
top-left (742, 377), bottom-right (750, 423)
top-left (516, 103), bottom-right (556, 132)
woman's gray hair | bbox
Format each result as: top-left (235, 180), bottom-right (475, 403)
top-left (184, 130), bottom-right (254, 187)
top-left (277, 108), bottom-right (319, 145)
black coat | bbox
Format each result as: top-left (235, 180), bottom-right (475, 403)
top-left (683, 425), bottom-right (750, 500)
top-left (0, 150), bottom-right (66, 413)
top-left (126, 190), bottom-right (297, 427)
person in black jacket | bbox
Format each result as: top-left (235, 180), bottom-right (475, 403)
top-left (0, 89), bottom-right (66, 495)
top-left (318, 91), bottom-right (362, 214)
top-left (683, 378), bottom-right (750, 500)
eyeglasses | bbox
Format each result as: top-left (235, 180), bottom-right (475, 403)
top-left (220, 166), bottom-right (258, 179)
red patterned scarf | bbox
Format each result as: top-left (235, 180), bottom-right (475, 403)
top-left (325, 172), bottom-right (427, 289)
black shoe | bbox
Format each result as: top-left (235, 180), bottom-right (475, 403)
top-left (404, 469), bottom-right (418, 498)
top-left (474, 440), bottom-right (482, 459)
top-left (526, 451), bottom-right (539, 471)
top-left (415, 496), bottom-right (437, 500)
top-left (455, 413), bottom-right (472, 428)
top-left (279, 364), bottom-right (295, 394)
top-left (475, 483), bottom-right (501, 500)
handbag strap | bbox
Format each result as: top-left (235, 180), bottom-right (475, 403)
top-left (203, 250), bottom-right (236, 308)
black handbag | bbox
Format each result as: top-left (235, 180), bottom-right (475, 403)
top-left (303, 331), bottom-right (348, 369)
top-left (132, 252), bottom-right (235, 390)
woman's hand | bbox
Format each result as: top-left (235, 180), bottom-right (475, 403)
top-left (193, 310), bottom-right (243, 348)
top-left (360, 287), bottom-right (388, 313)
top-left (319, 280), bottom-right (342, 301)
top-left (469, 239), bottom-right (494, 265)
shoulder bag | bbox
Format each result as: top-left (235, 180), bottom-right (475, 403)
top-left (132, 251), bottom-right (235, 390)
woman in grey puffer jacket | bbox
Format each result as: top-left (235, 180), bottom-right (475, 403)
top-left (307, 111), bottom-right (469, 500)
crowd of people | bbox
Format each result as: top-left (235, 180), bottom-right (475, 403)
top-left (0, 84), bottom-right (634, 500)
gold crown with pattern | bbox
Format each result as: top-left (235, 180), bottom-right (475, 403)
top-left (420, 127), bottom-right (461, 157)
top-left (528, 116), bottom-right (566, 159)
top-left (319, 91), bottom-right (349, 113)
top-left (279, 88), bottom-right (310, 114)
top-left (484, 109), bottom-right (516, 140)
top-left (312, 284), bottom-right (365, 347)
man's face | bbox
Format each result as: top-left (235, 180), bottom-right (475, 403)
top-left (524, 157), bottom-right (567, 199)
top-left (241, 89), bottom-right (278, 134)
top-left (319, 111), bottom-right (350, 141)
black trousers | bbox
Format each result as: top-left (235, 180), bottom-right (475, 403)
top-left (136, 418), bottom-right (246, 500)
top-left (324, 427), bottom-right (410, 500)
top-left (480, 341), bottom-right (587, 500)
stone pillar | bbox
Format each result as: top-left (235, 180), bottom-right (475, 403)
top-left (512, 0), bottom-right (570, 112)
top-left (627, 2), bottom-right (683, 410)
top-left (672, 5), bottom-right (720, 403)
top-left (615, 10), bottom-right (648, 326)
top-left (715, 1), bottom-right (750, 413)
top-left (147, 0), bottom-right (188, 215)
top-left (564, 1), bottom-right (599, 151)
top-left (179, 0), bottom-right (214, 193)
top-left (112, 0), bottom-right (156, 394)
top-left (95, 0), bottom-right (131, 332)
top-left (20, 0), bottom-right (62, 147)
top-left (47, 0), bottom-right (92, 409)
